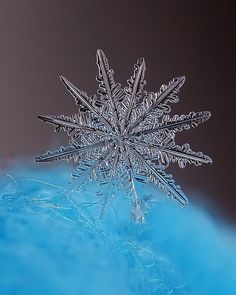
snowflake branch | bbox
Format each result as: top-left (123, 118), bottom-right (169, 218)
top-left (35, 140), bottom-right (110, 163)
top-left (160, 145), bottom-right (212, 167)
top-left (38, 115), bottom-right (110, 137)
top-left (127, 76), bottom-right (185, 133)
top-left (96, 49), bottom-right (121, 132)
top-left (60, 76), bottom-right (114, 133)
top-left (132, 111), bottom-right (211, 136)
top-left (145, 143), bottom-right (212, 167)
top-left (123, 147), bottom-right (145, 222)
top-left (123, 58), bottom-right (146, 131)
top-left (67, 148), bottom-right (112, 197)
top-left (129, 146), bottom-right (189, 207)
top-left (99, 148), bottom-right (119, 220)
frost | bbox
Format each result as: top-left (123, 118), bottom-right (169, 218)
top-left (35, 49), bottom-right (212, 222)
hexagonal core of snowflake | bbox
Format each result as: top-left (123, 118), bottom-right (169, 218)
top-left (35, 49), bottom-right (212, 223)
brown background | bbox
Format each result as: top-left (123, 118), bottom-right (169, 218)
top-left (0, 1), bottom-right (235, 221)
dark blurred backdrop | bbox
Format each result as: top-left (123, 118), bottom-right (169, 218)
top-left (0, 1), bottom-right (235, 221)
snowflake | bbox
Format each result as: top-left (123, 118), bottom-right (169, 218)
top-left (35, 49), bottom-right (212, 222)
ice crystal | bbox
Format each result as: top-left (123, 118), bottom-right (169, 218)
top-left (35, 49), bottom-right (212, 222)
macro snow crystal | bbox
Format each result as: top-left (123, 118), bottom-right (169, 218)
top-left (35, 49), bottom-right (212, 222)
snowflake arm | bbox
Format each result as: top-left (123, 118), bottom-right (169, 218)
top-left (123, 58), bottom-right (146, 130)
top-left (129, 146), bottom-right (189, 207)
top-left (144, 143), bottom-right (212, 168)
top-left (127, 76), bottom-right (185, 133)
top-left (98, 147), bottom-right (119, 220)
top-left (60, 76), bottom-right (114, 133)
top-left (122, 147), bottom-right (146, 222)
top-left (35, 140), bottom-right (110, 163)
top-left (38, 115), bottom-right (110, 138)
top-left (96, 49), bottom-right (122, 132)
top-left (69, 147), bottom-right (112, 194)
top-left (132, 111), bottom-right (211, 136)
top-left (131, 137), bottom-right (212, 168)
top-left (158, 144), bottom-right (212, 168)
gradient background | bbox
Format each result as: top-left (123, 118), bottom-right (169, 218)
top-left (0, 1), bottom-right (235, 221)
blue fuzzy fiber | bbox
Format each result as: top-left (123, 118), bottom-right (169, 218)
top-left (0, 165), bottom-right (235, 295)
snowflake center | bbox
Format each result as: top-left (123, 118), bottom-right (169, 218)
top-left (112, 133), bottom-right (130, 147)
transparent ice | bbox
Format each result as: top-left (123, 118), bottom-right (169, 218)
top-left (35, 49), bottom-right (212, 222)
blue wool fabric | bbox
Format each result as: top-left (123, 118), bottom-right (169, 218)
top-left (0, 165), bottom-right (235, 295)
